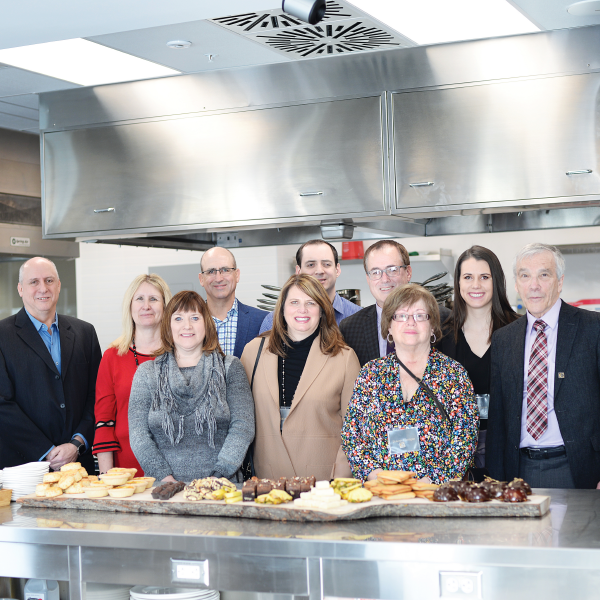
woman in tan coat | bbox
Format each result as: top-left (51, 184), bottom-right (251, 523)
top-left (241, 274), bottom-right (361, 481)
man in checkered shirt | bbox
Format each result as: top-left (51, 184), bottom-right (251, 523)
top-left (199, 247), bottom-right (266, 359)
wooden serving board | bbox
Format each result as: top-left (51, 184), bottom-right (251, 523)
top-left (17, 488), bottom-right (550, 521)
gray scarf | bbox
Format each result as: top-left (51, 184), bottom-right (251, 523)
top-left (151, 350), bottom-right (226, 448)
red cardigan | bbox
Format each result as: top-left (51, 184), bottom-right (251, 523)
top-left (93, 347), bottom-right (154, 475)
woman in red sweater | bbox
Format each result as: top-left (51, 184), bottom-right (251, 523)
top-left (93, 274), bottom-right (172, 474)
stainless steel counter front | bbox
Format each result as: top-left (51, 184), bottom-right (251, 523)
top-left (2, 489), bottom-right (600, 600)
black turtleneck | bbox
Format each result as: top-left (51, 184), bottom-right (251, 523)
top-left (278, 328), bottom-right (320, 407)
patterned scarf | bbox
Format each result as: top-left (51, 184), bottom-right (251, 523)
top-left (151, 350), bottom-right (226, 448)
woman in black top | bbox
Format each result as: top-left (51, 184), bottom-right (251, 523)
top-left (438, 246), bottom-right (518, 468)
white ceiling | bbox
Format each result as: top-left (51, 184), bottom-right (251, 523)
top-left (0, 0), bottom-right (598, 135)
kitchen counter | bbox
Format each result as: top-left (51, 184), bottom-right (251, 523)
top-left (2, 489), bottom-right (600, 600)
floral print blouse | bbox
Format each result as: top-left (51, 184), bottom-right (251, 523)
top-left (341, 349), bottom-right (478, 484)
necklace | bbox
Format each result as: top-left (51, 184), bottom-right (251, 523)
top-left (131, 339), bottom-right (140, 368)
top-left (281, 357), bottom-right (290, 407)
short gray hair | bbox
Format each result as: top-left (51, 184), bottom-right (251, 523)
top-left (513, 243), bottom-right (565, 279)
top-left (18, 257), bottom-right (60, 284)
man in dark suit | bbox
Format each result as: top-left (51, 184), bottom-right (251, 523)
top-left (0, 257), bottom-right (101, 471)
top-left (340, 240), bottom-right (450, 367)
top-left (199, 246), bottom-right (266, 359)
top-left (487, 243), bottom-right (600, 489)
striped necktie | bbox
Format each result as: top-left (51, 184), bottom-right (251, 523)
top-left (526, 319), bottom-right (548, 440)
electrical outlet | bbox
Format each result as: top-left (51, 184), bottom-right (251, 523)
top-left (439, 571), bottom-right (482, 599)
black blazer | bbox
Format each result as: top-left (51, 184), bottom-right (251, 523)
top-left (487, 301), bottom-right (600, 489)
top-left (339, 304), bottom-right (379, 367)
top-left (233, 301), bottom-right (267, 359)
top-left (0, 308), bottom-right (102, 469)
top-left (340, 303), bottom-right (451, 367)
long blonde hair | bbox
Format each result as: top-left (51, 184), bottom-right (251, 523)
top-left (112, 274), bottom-right (172, 355)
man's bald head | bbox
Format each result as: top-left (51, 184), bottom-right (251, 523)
top-left (18, 257), bottom-right (62, 326)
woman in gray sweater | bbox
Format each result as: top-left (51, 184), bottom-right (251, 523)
top-left (129, 290), bottom-right (255, 483)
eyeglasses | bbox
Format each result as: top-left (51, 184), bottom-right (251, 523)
top-left (392, 313), bottom-right (430, 323)
top-left (367, 265), bottom-right (408, 281)
top-left (201, 267), bottom-right (237, 277)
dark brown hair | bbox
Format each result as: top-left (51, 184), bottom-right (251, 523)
top-left (363, 240), bottom-right (410, 273)
top-left (447, 245), bottom-right (518, 343)
top-left (296, 240), bottom-right (338, 267)
top-left (381, 284), bottom-right (442, 343)
top-left (157, 290), bottom-right (223, 357)
top-left (266, 274), bottom-right (347, 358)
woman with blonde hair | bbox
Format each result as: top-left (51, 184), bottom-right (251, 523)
top-left (342, 284), bottom-right (478, 484)
top-left (129, 291), bottom-right (254, 482)
top-left (241, 274), bottom-right (360, 481)
top-left (93, 274), bottom-right (172, 475)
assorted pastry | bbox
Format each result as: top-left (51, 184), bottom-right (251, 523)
top-left (364, 470), bottom-right (438, 500)
top-left (37, 462), bottom-right (99, 498)
top-left (432, 477), bottom-right (532, 503)
top-left (183, 477), bottom-right (237, 501)
top-left (151, 480), bottom-right (185, 500)
top-left (241, 476), bottom-right (316, 502)
top-left (33, 464), bottom-right (534, 509)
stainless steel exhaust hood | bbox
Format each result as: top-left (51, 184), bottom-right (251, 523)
top-left (39, 25), bottom-right (600, 249)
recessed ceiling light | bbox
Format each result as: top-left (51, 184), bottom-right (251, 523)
top-left (348, 0), bottom-right (540, 46)
top-left (167, 40), bottom-right (192, 49)
top-left (0, 39), bottom-right (180, 86)
top-left (567, 1), bottom-right (600, 16)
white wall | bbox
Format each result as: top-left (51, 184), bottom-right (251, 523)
top-left (76, 242), bottom-right (278, 351)
top-left (76, 225), bottom-right (600, 351)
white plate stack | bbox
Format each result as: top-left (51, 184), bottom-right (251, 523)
top-left (2, 462), bottom-right (49, 500)
top-left (130, 587), bottom-right (219, 600)
top-left (87, 583), bottom-right (133, 600)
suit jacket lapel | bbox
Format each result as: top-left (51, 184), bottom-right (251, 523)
top-left (15, 308), bottom-right (60, 376)
top-left (233, 301), bottom-right (249, 357)
top-left (59, 317), bottom-right (75, 380)
top-left (510, 316), bottom-right (527, 411)
top-left (554, 301), bottom-right (577, 401)
top-left (366, 305), bottom-right (380, 360)
top-left (262, 348), bottom-right (280, 409)
top-left (288, 336), bottom-right (328, 418)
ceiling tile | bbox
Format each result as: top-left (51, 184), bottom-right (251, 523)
top-left (0, 1), bottom-right (280, 50)
top-left (88, 19), bottom-right (290, 72)
top-left (509, 0), bottom-right (600, 30)
top-left (0, 66), bottom-right (78, 97)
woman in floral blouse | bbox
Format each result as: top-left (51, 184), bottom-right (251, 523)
top-left (341, 284), bottom-right (478, 484)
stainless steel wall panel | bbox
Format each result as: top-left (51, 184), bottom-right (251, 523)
top-left (43, 96), bottom-right (386, 237)
top-left (80, 547), bottom-right (308, 595)
top-left (391, 73), bottom-right (600, 212)
top-left (0, 541), bottom-right (69, 579)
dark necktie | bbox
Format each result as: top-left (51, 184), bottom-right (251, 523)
top-left (526, 319), bottom-right (548, 440)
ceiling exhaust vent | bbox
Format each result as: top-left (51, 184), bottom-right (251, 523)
top-left (211, 0), bottom-right (412, 58)
top-left (254, 20), bottom-right (402, 57)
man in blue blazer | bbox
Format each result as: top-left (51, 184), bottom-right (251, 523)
top-left (487, 243), bottom-right (600, 489)
top-left (199, 247), bottom-right (266, 359)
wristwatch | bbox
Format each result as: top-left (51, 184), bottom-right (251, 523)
top-left (69, 439), bottom-right (86, 455)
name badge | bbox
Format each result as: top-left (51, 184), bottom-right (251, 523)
top-left (388, 426), bottom-right (420, 456)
